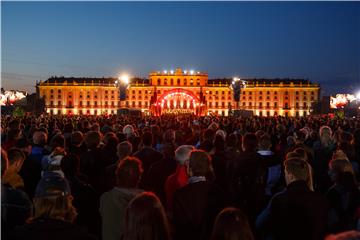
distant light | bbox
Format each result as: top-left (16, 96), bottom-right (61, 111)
top-left (119, 74), bottom-right (130, 84)
top-left (233, 77), bottom-right (240, 82)
top-left (115, 80), bottom-right (118, 84)
top-left (190, 70), bottom-right (194, 75)
top-left (184, 70), bottom-right (188, 74)
top-left (163, 70), bottom-right (168, 74)
top-left (357, 92), bottom-right (360, 100)
top-left (170, 70), bottom-right (174, 74)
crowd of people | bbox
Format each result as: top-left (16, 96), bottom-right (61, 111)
top-left (2, 114), bottom-right (360, 240)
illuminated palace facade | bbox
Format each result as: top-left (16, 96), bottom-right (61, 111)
top-left (37, 68), bottom-right (320, 117)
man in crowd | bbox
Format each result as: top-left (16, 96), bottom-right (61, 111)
top-left (165, 145), bottom-right (194, 214)
top-left (100, 156), bottom-right (144, 240)
top-left (256, 157), bottom-right (328, 240)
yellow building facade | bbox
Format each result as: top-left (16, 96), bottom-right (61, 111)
top-left (37, 77), bottom-right (120, 115)
top-left (239, 79), bottom-right (320, 117)
top-left (37, 69), bottom-right (320, 117)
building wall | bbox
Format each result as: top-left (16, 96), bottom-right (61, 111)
top-left (38, 83), bottom-right (119, 115)
top-left (37, 71), bottom-right (320, 117)
top-left (239, 82), bottom-right (319, 117)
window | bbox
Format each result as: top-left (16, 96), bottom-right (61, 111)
top-left (222, 102), bottom-right (225, 107)
top-left (209, 91), bottom-right (212, 94)
top-left (132, 90), bottom-right (135, 94)
top-left (145, 102), bottom-right (148, 107)
top-left (242, 102), bottom-right (246, 106)
top-left (215, 91), bottom-right (218, 94)
top-left (157, 79), bottom-right (161, 85)
top-left (296, 91), bottom-right (299, 95)
top-left (79, 101), bottom-right (82, 107)
top-left (285, 91), bottom-right (288, 95)
top-left (177, 79), bottom-right (180, 85)
top-left (215, 102), bottom-right (218, 108)
top-left (87, 101), bottom-right (90, 106)
top-left (58, 89), bottom-right (61, 93)
top-left (249, 92), bottom-right (252, 95)
top-left (266, 102), bottom-right (270, 108)
top-left (259, 91), bottom-right (262, 95)
top-left (164, 79), bottom-right (168, 85)
top-left (112, 102), bottom-right (115, 107)
top-left (249, 102), bottom-right (252, 107)
top-left (311, 91), bottom-right (314, 95)
top-left (296, 102), bottom-right (299, 108)
top-left (285, 103), bottom-right (289, 108)
top-left (267, 91), bottom-right (270, 95)
top-left (50, 95), bottom-right (54, 99)
top-left (184, 79), bottom-right (187, 85)
top-left (274, 91), bottom-right (277, 95)
top-left (259, 102), bottom-right (263, 108)
top-left (132, 101), bottom-right (135, 107)
top-left (222, 91), bottom-right (225, 95)
top-left (304, 102), bottom-right (307, 108)
top-left (209, 102), bottom-right (212, 107)
top-left (80, 95), bottom-right (83, 99)
top-left (94, 95), bottom-right (97, 99)
top-left (274, 102), bottom-right (278, 108)
top-left (50, 101), bottom-right (54, 106)
top-left (259, 96), bottom-right (262, 100)
top-left (105, 90), bottom-right (108, 94)
top-left (111, 90), bottom-right (114, 94)
top-left (171, 79), bottom-right (174, 85)
top-left (50, 89), bottom-right (54, 94)
top-left (58, 101), bottom-right (61, 106)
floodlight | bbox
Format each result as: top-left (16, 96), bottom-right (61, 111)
top-left (119, 74), bottom-right (129, 84)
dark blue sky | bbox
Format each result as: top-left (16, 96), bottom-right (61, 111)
top-left (2, 2), bottom-right (360, 95)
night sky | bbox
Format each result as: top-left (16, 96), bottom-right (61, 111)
top-left (2, 2), bottom-right (360, 95)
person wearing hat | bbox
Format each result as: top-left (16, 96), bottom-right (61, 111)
top-left (9, 172), bottom-right (96, 240)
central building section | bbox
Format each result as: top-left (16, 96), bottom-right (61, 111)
top-left (124, 67), bottom-right (236, 116)
top-left (149, 68), bottom-right (208, 116)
